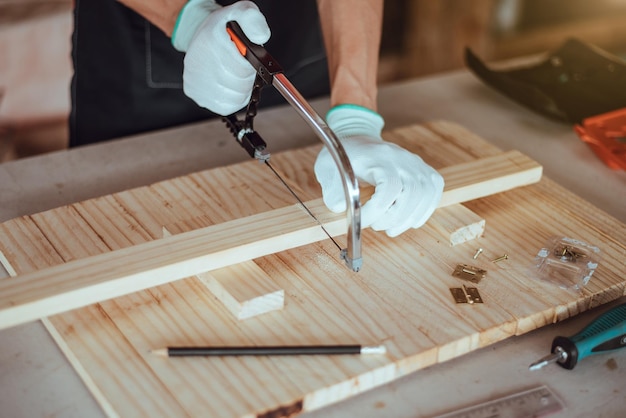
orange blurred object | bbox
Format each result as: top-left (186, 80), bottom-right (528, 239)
top-left (574, 108), bottom-right (626, 170)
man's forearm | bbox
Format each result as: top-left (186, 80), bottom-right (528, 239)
top-left (316, 0), bottom-right (383, 111)
top-left (117, 0), bottom-right (188, 36)
top-left (118, 0), bottom-right (383, 110)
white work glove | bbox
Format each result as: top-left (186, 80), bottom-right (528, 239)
top-left (171, 0), bottom-right (270, 115)
top-left (314, 105), bottom-right (444, 237)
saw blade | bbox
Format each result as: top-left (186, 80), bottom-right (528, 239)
top-left (264, 161), bottom-right (342, 252)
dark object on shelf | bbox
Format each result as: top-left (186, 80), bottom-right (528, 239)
top-left (466, 38), bottom-right (626, 124)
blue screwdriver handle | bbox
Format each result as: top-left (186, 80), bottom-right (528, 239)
top-left (552, 302), bottom-right (626, 369)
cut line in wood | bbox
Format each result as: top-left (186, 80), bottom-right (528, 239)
top-left (0, 150), bottom-right (542, 330)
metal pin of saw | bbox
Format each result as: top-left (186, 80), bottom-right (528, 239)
top-left (222, 21), bottom-right (362, 272)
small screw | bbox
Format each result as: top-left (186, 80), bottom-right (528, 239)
top-left (492, 254), bottom-right (509, 263)
top-left (473, 248), bottom-right (484, 259)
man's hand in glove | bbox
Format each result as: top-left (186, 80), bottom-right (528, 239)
top-left (314, 105), bottom-right (444, 237)
top-left (172, 0), bottom-right (270, 116)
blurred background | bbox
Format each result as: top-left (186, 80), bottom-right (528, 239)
top-left (2, 0), bottom-right (626, 161)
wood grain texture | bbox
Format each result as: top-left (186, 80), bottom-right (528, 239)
top-left (429, 205), bottom-right (485, 246)
top-left (0, 121), bottom-right (623, 418)
top-left (0, 149), bottom-right (542, 330)
top-left (0, 250), bottom-right (17, 276)
top-left (198, 264), bottom-right (285, 320)
top-left (164, 222), bottom-right (285, 320)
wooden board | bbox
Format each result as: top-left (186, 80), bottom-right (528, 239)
top-left (164, 222), bottom-right (286, 321)
top-left (429, 205), bottom-right (485, 246)
top-left (0, 149), bottom-right (541, 329)
top-left (0, 121), bottom-right (624, 418)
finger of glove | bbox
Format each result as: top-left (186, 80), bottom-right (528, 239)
top-left (370, 177), bottom-right (422, 237)
top-left (189, 1), bottom-right (270, 81)
top-left (409, 171), bottom-right (444, 228)
top-left (232, 1), bottom-right (271, 44)
top-left (314, 150), bottom-right (347, 212)
top-left (206, 4), bottom-right (266, 79)
top-left (361, 167), bottom-right (403, 228)
top-left (386, 171), bottom-right (444, 237)
top-left (184, 75), bottom-right (255, 115)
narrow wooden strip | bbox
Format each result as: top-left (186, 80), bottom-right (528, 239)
top-left (198, 264), bottom-right (285, 320)
top-left (0, 250), bottom-right (17, 277)
top-left (438, 150), bottom-right (542, 207)
top-left (429, 205), bottom-right (485, 246)
top-left (0, 151), bottom-right (542, 330)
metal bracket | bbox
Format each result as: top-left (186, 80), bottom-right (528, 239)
top-left (452, 263), bottom-right (487, 284)
top-left (450, 285), bottom-right (483, 304)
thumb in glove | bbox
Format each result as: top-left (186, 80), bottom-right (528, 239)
top-left (314, 105), bottom-right (444, 237)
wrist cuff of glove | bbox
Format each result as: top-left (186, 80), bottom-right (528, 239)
top-left (326, 104), bottom-right (385, 140)
top-left (172, 0), bottom-right (221, 52)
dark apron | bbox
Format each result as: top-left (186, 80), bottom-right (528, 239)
top-left (70, 0), bottom-right (329, 147)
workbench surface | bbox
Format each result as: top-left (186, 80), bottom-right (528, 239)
top-left (1, 68), bottom-right (624, 418)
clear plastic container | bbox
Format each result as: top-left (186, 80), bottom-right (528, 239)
top-left (530, 236), bottom-right (601, 292)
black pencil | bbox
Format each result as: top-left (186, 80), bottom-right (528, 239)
top-left (151, 344), bottom-right (386, 357)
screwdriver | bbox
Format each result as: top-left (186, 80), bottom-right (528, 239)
top-left (529, 302), bottom-right (626, 370)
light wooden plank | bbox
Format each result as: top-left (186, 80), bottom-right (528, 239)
top-left (0, 215), bottom-right (190, 417)
top-left (51, 192), bottom-right (303, 417)
top-left (108, 250), bottom-right (406, 418)
top-left (437, 150), bottom-right (541, 207)
top-left (429, 205), bottom-right (485, 246)
top-left (165, 221), bottom-right (285, 320)
top-left (172, 204), bottom-right (482, 322)
top-left (197, 263), bottom-right (285, 320)
top-left (2, 121), bottom-right (625, 418)
top-left (0, 250), bottom-right (17, 277)
top-left (0, 150), bottom-right (542, 330)
top-left (40, 197), bottom-right (411, 417)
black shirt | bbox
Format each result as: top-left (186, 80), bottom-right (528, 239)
top-left (70, 0), bottom-right (329, 146)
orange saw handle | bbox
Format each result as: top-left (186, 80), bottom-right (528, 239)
top-left (226, 26), bottom-right (247, 56)
top-left (226, 21), bottom-right (283, 85)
